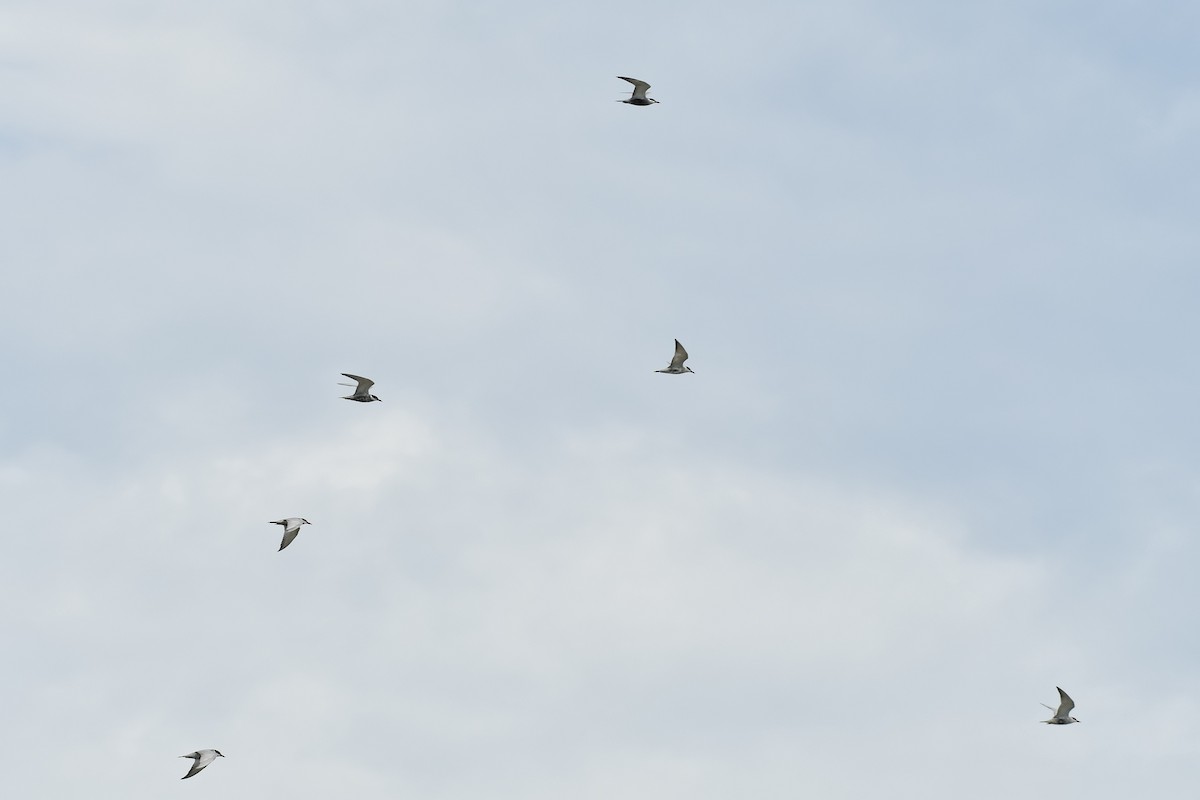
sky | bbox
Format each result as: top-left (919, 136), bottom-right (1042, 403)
top-left (3, 0), bottom-right (1200, 797)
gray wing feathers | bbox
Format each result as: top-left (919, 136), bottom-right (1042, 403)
top-left (669, 339), bottom-right (689, 369)
top-left (617, 76), bottom-right (651, 99)
top-left (180, 751), bottom-right (215, 779)
top-left (341, 373), bottom-right (374, 394)
top-left (279, 524), bottom-right (301, 551)
top-left (1056, 687), bottom-right (1075, 715)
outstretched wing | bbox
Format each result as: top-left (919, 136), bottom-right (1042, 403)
top-left (180, 752), bottom-right (214, 779)
top-left (279, 524), bottom-right (301, 551)
top-left (668, 339), bottom-right (689, 370)
top-left (618, 76), bottom-right (651, 100)
top-left (1055, 687), bottom-right (1075, 716)
top-left (341, 373), bottom-right (375, 394)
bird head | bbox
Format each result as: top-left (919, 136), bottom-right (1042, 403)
top-left (371, 394), bottom-right (382, 401)
top-left (301, 519), bottom-right (311, 525)
top-left (215, 751), bottom-right (225, 757)
top-left (686, 366), bottom-right (694, 373)
top-left (1071, 717), bottom-right (1081, 723)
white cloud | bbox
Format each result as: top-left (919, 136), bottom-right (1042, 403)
top-left (0, 405), bottom-right (1055, 797)
top-left (5, 1), bottom-right (1200, 797)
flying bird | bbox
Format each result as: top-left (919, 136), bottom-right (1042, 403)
top-left (1041, 687), bottom-right (1081, 724)
top-left (617, 76), bottom-right (659, 106)
top-left (655, 339), bottom-right (694, 374)
top-left (179, 750), bottom-right (224, 779)
top-left (270, 518), bottom-right (311, 551)
top-left (339, 373), bottom-right (381, 402)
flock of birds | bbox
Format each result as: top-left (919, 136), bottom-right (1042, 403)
top-left (173, 78), bottom-right (1079, 782)
top-left (177, 334), bottom-right (695, 778)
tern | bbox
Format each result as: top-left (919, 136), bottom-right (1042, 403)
top-left (270, 518), bottom-right (311, 551)
top-left (655, 339), bottom-right (694, 374)
top-left (618, 76), bottom-right (659, 106)
top-left (1041, 687), bottom-right (1081, 724)
top-left (339, 373), bottom-right (381, 402)
top-left (179, 750), bottom-right (224, 779)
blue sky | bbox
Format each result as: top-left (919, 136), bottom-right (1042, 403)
top-left (3, 1), bottom-right (1200, 797)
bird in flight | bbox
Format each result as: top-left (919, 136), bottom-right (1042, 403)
top-left (655, 339), bottom-right (694, 374)
top-left (1041, 687), bottom-right (1081, 724)
top-left (617, 76), bottom-right (659, 106)
top-left (339, 373), bottom-right (381, 402)
top-left (270, 518), bottom-right (311, 551)
top-left (179, 750), bottom-right (224, 779)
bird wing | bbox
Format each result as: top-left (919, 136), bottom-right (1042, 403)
top-left (669, 339), bottom-right (689, 370)
top-left (341, 373), bottom-right (374, 394)
top-left (279, 525), bottom-right (301, 551)
top-left (180, 752), bottom-right (214, 779)
top-left (1055, 687), bottom-right (1075, 716)
top-left (618, 76), bottom-right (650, 99)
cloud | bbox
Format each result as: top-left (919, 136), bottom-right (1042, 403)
top-left (5, 1), bottom-right (1200, 797)
top-left (0, 401), bottom-right (1050, 797)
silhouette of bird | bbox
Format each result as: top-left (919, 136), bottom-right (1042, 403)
top-left (1041, 687), bottom-right (1081, 724)
top-left (270, 518), bottom-right (311, 551)
top-left (618, 76), bottom-right (659, 106)
top-left (179, 750), bottom-right (224, 779)
top-left (655, 339), bottom-right (694, 374)
top-left (339, 373), bottom-right (381, 402)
